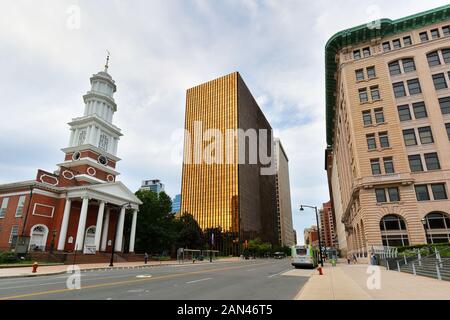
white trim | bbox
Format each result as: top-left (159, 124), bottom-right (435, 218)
top-left (62, 170), bottom-right (75, 180)
top-left (29, 224), bottom-right (49, 251)
top-left (61, 144), bottom-right (121, 162)
top-left (8, 225), bottom-right (19, 243)
top-left (75, 174), bottom-right (105, 184)
top-left (32, 203), bottom-right (55, 218)
top-left (87, 167), bottom-right (97, 176)
top-left (39, 174), bottom-right (59, 186)
top-left (33, 189), bottom-right (63, 199)
top-left (15, 195), bottom-right (26, 217)
top-left (72, 152), bottom-right (81, 161)
top-left (106, 174), bottom-right (115, 182)
top-left (57, 158), bottom-right (120, 175)
top-left (0, 191), bottom-right (29, 198)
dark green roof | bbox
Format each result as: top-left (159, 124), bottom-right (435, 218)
top-left (325, 4), bottom-right (450, 147)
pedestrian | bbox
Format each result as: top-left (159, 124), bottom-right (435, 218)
top-left (352, 254), bottom-right (357, 264)
top-left (347, 255), bottom-right (351, 264)
top-left (144, 252), bottom-right (148, 264)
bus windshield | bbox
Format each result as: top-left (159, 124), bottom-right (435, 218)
top-left (296, 248), bottom-right (307, 255)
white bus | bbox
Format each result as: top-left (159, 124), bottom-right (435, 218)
top-left (291, 245), bottom-right (318, 269)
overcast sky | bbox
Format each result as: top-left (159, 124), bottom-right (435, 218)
top-left (0, 0), bottom-right (448, 244)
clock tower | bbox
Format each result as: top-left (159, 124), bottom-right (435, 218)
top-left (57, 55), bottom-right (122, 185)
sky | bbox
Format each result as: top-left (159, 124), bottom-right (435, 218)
top-left (0, 0), bottom-right (448, 245)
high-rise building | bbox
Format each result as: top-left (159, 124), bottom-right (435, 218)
top-left (274, 138), bottom-right (295, 247)
top-left (181, 72), bottom-right (278, 255)
top-left (293, 229), bottom-right (298, 245)
top-left (319, 201), bottom-right (338, 248)
top-left (325, 5), bottom-right (450, 258)
top-left (171, 194), bottom-right (181, 214)
top-left (140, 179), bottom-right (165, 194)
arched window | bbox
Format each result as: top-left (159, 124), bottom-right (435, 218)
top-left (424, 212), bottom-right (450, 244)
top-left (29, 224), bottom-right (49, 251)
top-left (379, 214), bottom-right (409, 247)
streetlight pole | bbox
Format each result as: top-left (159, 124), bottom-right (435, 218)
top-left (300, 204), bottom-right (324, 267)
top-left (421, 217), bottom-right (432, 254)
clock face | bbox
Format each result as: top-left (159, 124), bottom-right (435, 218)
top-left (72, 152), bottom-right (81, 161)
top-left (98, 155), bottom-right (108, 166)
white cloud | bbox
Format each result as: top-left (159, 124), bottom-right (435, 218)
top-left (1, 0), bottom-right (448, 245)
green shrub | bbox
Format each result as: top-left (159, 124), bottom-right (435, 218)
top-left (0, 251), bottom-right (19, 264)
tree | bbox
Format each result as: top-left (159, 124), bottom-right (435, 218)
top-left (176, 212), bottom-right (203, 250)
top-left (134, 189), bottom-right (179, 254)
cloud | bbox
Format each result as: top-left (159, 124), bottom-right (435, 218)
top-left (1, 0), bottom-right (448, 244)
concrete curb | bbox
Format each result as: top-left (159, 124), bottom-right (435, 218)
top-left (0, 259), bottom-right (238, 279)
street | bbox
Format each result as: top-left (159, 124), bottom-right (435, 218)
top-left (0, 259), bottom-right (311, 300)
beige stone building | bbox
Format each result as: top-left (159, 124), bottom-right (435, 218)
top-left (326, 5), bottom-right (450, 258)
top-left (274, 138), bottom-right (295, 247)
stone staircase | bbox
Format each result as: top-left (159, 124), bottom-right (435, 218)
top-left (400, 255), bottom-right (450, 281)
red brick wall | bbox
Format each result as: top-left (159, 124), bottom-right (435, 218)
top-left (64, 150), bottom-right (116, 168)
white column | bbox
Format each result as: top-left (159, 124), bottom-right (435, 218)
top-left (69, 129), bottom-right (75, 147)
top-left (74, 197), bottom-right (89, 252)
top-left (101, 208), bottom-right (110, 251)
top-left (57, 198), bottom-right (71, 251)
top-left (114, 206), bottom-right (126, 252)
top-left (94, 201), bottom-right (105, 251)
top-left (129, 209), bottom-right (138, 253)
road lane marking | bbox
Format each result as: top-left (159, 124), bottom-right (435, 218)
top-left (268, 268), bottom-right (293, 278)
top-left (136, 275), bottom-right (152, 278)
top-left (246, 268), bottom-right (256, 272)
top-left (0, 261), bottom-right (277, 300)
top-left (186, 277), bottom-right (212, 284)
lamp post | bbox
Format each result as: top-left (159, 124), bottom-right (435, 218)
top-left (300, 204), bottom-right (324, 267)
top-left (109, 202), bottom-right (132, 267)
top-left (421, 217), bottom-right (432, 254)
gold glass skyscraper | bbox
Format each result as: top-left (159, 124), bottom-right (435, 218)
top-left (181, 72), bottom-right (278, 255)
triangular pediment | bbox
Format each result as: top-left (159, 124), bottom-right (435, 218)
top-left (86, 181), bottom-right (142, 205)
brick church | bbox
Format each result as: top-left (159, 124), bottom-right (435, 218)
top-left (0, 57), bottom-right (142, 259)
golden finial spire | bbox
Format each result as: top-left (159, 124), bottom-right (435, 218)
top-left (104, 50), bottom-right (110, 72)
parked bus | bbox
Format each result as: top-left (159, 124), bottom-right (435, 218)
top-left (291, 245), bottom-right (318, 268)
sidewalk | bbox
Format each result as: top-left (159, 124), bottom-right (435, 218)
top-left (0, 257), bottom-right (239, 279)
top-left (295, 262), bottom-right (450, 300)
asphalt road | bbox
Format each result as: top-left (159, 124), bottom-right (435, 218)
top-left (0, 259), bottom-right (310, 300)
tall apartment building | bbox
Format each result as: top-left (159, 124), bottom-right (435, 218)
top-left (274, 138), bottom-right (295, 247)
top-left (181, 72), bottom-right (278, 255)
top-left (325, 5), bottom-right (450, 258)
top-left (319, 201), bottom-right (338, 248)
top-left (140, 179), bottom-right (165, 194)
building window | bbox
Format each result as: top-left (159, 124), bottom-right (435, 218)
top-left (430, 28), bottom-right (440, 39)
top-left (388, 187), bottom-right (400, 202)
top-left (431, 184), bottom-right (447, 200)
top-left (384, 157), bottom-right (395, 174)
top-left (418, 126), bottom-right (434, 144)
top-left (8, 225), bottom-right (18, 244)
top-left (420, 31), bottom-right (429, 42)
top-left (443, 26), bottom-right (450, 36)
top-left (0, 197), bottom-right (9, 218)
top-left (362, 110), bottom-right (372, 125)
top-left (375, 188), bottom-right (387, 203)
top-left (446, 123), bottom-right (450, 140)
top-left (408, 155), bottom-right (423, 172)
top-left (98, 133), bottom-right (109, 151)
top-left (374, 108), bottom-right (384, 124)
top-left (370, 86), bottom-right (380, 100)
top-left (424, 152), bottom-right (441, 170)
top-left (383, 42), bottom-right (391, 52)
top-left (371, 159), bottom-right (381, 175)
top-left (15, 195), bottom-right (26, 217)
top-left (403, 129), bottom-right (417, 146)
top-left (392, 39), bottom-right (401, 49)
top-left (403, 36), bottom-right (412, 46)
top-left (355, 69), bottom-right (364, 81)
top-left (415, 185), bottom-right (430, 201)
top-left (424, 212), bottom-right (450, 244)
top-left (380, 214), bottom-right (409, 247)
top-left (353, 50), bottom-right (361, 60)
top-left (393, 82), bottom-right (406, 98)
top-left (427, 51), bottom-right (441, 66)
top-left (439, 96), bottom-right (450, 114)
top-left (379, 132), bottom-right (390, 148)
top-left (412, 102), bottom-right (427, 119)
top-left (397, 105), bottom-right (411, 121)
top-left (389, 61), bottom-right (401, 76)
top-left (407, 78), bottom-right (421, 95)
top-left (432, 73), bottom-right (448, 90)
top-left (443, 49), bottom-right (450, 64)
top-left (366, 134), bottom-right (376, 150)
top-left (359, 88), bottom-right (368, 103)
top-left (402, 58), bottom-right (416, 73)
top-left (77, 129), bottom-right (87, 146)
top-left (367, 66), bottom-right (376, 79)
top-left (363, 47), bottom-right (371, 57)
